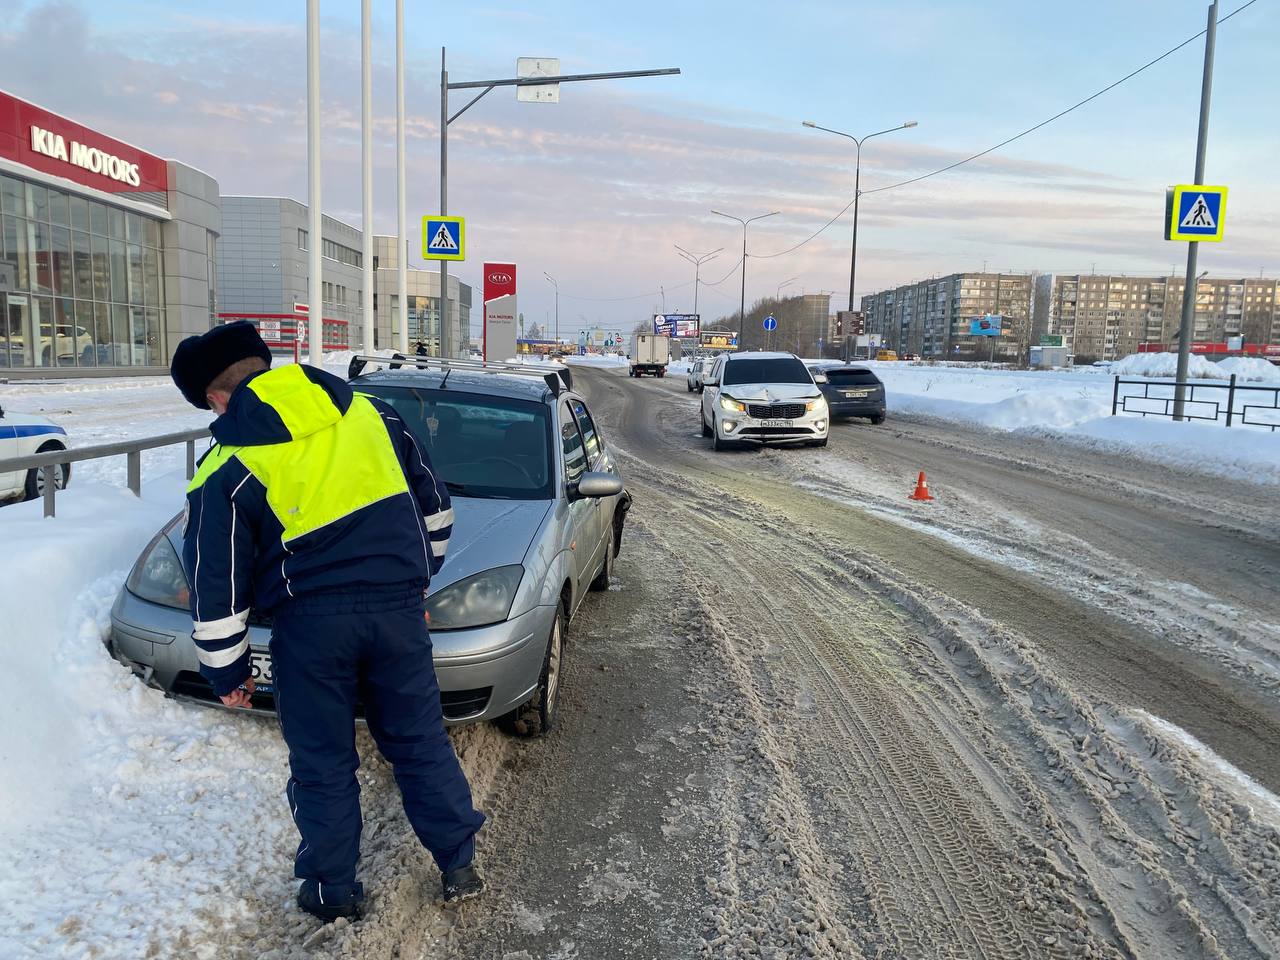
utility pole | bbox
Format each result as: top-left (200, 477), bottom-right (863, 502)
top-left (360, 0), bottom-right (374, 352)
top-left (396, 0), bottom-right (407, 354)
top-left (1173, 0), bottom-right (1218, 420)
top-left (306, 0), bottom-right (322, 365)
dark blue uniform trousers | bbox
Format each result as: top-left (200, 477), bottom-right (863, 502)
top-left (270, 583), bottom-right (485, 901)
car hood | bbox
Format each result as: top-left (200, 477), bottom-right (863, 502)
top-left (430, 497), bottom-right (552, 591)
top-left (719, 382), bottom-right (820, 402)
top-left (162, 497), bottom-right (552, 596)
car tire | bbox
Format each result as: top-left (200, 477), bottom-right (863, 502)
top-left (712, 431), bottom-right (732, 452)
top-left (588, 533), bottom-right (614, 592)
top-left (23, 443), bottom-right (69, 502)
top-left (701, 413), bottom-right (713, 438)
top-left (870, 414), bottom-right (885, 425)
top-left (696, 383), bottom-right (704, 394)
top-left (497, 601), bottom-right (565, 738)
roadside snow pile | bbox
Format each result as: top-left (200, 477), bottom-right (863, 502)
top-left (870, 364), bottom-right (1280, 485)
top-left (1111, 351), bottom-right (1280, 382)
top-left (565, 354), bottom-right (629, 369)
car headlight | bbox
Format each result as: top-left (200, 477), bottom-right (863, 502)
top-left (805, 397), bottom-right (827, 413)
top-left (719, 396), bottom-right (746, 413)
top-left (126, 531), bottom-right (190, 610)
top-left (425, 565), bottom-right (524, 631)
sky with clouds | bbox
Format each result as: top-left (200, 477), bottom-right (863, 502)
top-left (2, 0), bottom-right (1276, 336)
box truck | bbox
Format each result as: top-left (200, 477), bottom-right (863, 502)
top-left (629, 334), bottom-right (669, 377)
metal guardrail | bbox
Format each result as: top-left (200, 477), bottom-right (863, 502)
top-left (1111, 374), bottom-right (1280, 430)
top-left (0, 428), bottom-right (210, 518)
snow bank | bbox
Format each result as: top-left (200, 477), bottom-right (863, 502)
top-left (0, 478), bottom-right (187, 834)
top-left (564, 354), bottom-right (629, 369)
top-left (871, 364), bottom-right (1280, 486)
top-left (1111, 351), bottom-right (1280, 383)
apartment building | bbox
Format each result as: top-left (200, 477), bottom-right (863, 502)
top-left (1038, 275), bottom-right (1280, 362)
top-left (861, 272), bottom-right (1035, 360)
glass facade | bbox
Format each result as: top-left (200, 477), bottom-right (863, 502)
top-left (0, 173), bottom-right (165, 368)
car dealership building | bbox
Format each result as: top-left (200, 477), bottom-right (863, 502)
top-left (0, 89), bottom-right (220, 376)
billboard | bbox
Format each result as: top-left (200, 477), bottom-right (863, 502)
top-left (700, 331), bottom-right (739, 350)
top-left (970, 314), bottom-right (1003, 337)
top-left (654, 314), bottom-right (700, 338)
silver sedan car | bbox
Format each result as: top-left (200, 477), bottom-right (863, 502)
top-left (108, 361), bottom-right (630, 736)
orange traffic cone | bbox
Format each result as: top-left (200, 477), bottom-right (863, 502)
top-left (908, 471), bottom-right (934, 501)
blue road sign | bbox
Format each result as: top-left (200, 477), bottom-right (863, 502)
top-left (763, 314), bottom-right (777, 331)
top-left (1165, 185), bottom-right (1227, 242)
top-left (421, 215), bottom-right (465, 260)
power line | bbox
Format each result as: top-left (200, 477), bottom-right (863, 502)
top-left (753, 0), bottom-right (1259, 260)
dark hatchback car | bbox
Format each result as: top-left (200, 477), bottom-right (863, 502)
top-left (808, 364), bottom-right (886, 424)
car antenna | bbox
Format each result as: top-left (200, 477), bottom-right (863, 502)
top-left (440, 365), bottom-right (453, 389)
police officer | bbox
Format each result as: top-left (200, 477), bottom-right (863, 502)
top-left (170, 321), bottom-right (485, 922)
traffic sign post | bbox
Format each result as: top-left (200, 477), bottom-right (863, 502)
top-left (1165, 185), bottom-right (1227, 242)
top-left (422, 215), bottom-right (466, 261)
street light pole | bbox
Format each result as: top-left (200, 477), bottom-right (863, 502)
top-left (438, 60), bottom-right (679, 358)
top-left (360, 0), bottom-right (374, 352)
top-left (674, 245), bottom-right (722, 318)
top-left (1173, 0), bottom-right (1219, 420)
top-left (396, 0), bottom-right (408, 354)
top-left (802, 118), bottom-right (917, 358)
top-left (711, 210), bottom-right (780, 350)
top-left (544, 273), bottom-right (558, 347)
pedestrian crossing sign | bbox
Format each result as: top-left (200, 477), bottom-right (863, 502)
top-left (1165, 185), bottom-right (1227, 242)
top-left (422, 216), bottom-right (466, 261)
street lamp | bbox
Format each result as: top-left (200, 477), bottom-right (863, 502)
top-left (437, 56), bottom-right (679, 359)
top-left (543, 272), bottom-right (559, 346)
top-left (711, 209), bottom-right (780, 350)
top-left (802, 119), bottom-right (918, 349)
top-left (674, 245), bottom-right (722, 318)
top-left (776, 277), bottom-right (799, 300)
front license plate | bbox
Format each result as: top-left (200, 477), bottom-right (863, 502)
top-left (842, 389), bottom-right (870, 398)
top-left (249, 650), bottom-right (274, 691)
top-left (761, 419), bottom-right (793, 428)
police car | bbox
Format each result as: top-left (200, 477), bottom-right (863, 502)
top-left (108, 357), bottom-right (630, 737)
top-left (0, 402), bottom-right (70, 502)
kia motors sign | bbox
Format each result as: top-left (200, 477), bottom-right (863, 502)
top-left (0, 90), bottom-right (169, 195)
top-left (483, 262), bottom-right (518, 361)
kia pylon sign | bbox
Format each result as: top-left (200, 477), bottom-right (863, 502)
top-left (483, 262), bottom-right (518, 361)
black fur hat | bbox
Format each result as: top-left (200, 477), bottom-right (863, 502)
top-left (170, 321), bottom-right (272, 409)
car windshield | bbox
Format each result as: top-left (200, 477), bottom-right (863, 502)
top-left (722, 357), bottom-right (813, 386)
top-left (824, 368), bottom-right (881, 386)
top-left (361, 385), bottom-right (554, 500)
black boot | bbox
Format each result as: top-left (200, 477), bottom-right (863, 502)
top-left (442, 863), bottom-right (485, 905)
top-left (297, 880), bottom-right (363, 922)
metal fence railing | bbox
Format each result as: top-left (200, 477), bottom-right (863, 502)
top-left (0, 428), bottom-right (210, 518)
top-left (1112, 374), bottom-right (1280, 431)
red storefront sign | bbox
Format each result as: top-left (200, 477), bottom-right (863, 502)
top-left (0, 89), bottom-right (169, 195)
top-left (483, 263), bottom-right (517, 302)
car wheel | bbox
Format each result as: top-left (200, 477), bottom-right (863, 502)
top-left (870, 414), bottom-right (885, 425)
top-left (589, 533), bottom-right (614, 592)
top-left (701, 412), bottom-right (713, 438)
top-left (80, 345), bottom-right (94, 367)
top-left (497, 601), bottom-right (565, 738)
top-left (23, 444), bottom-right (69, 501)
top-left (712, 430), bottom-right (732, 452)
top-left (696, 383), bottom-right (704, 394)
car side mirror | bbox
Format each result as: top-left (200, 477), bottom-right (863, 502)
top-left (704, 378), bottom-right (718, 387)
top-left (814, 373), bottom-right (829, 384)
top-left (571, 471), bottom-right (624, 500)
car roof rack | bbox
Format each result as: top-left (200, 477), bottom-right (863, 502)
top-left (346, 354), bottom-right (573, 396)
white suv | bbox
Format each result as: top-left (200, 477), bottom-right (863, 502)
top-left (699, 352), bottom-right (828, 451)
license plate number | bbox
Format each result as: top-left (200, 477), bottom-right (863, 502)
top-left (842, 389), bottom-right (870, 398)
top-left (761, 419), bottom-right (793, 428)
top-left (250, 650), bottom-right (275, 691)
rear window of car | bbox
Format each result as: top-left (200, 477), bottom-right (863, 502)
top-left (360, 385), bottom-right (554, 500)
top-left (824, 369), bottom-right (881, 386)
top-left (722, 357), bottom-right (813, 386)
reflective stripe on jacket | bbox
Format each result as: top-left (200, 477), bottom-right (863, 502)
top-left (182, 364), bottom-right (452, 695)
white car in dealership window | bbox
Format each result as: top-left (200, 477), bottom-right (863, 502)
top-left (0, 403), bottom-right (70, 502)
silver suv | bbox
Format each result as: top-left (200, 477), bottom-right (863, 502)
top-left (699, 351), bottom-right (828, 450)
top-left (108, 358), bottom-right (630, 737)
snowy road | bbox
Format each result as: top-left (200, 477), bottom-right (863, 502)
top-left (430, 366), bottom-right (1280, 959)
